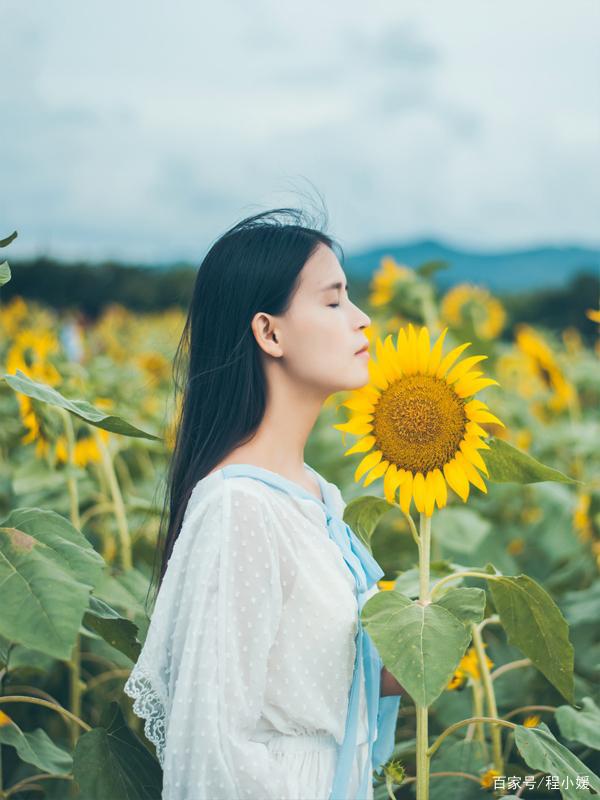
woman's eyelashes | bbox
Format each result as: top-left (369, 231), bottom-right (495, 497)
top-left (328, 303), bottom-right (340, 308)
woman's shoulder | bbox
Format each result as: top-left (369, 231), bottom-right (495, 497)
top-left (184, 470), bottom-right (276, 524)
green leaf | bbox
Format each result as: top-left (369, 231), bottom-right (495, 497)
top-left (343, 495), bottom-right (393, 551)
top-left (361, 590), bottom-right (469, 707)
top-left (434, 587), bottom-right (486, 628)
top-left (555, 697), bottom-right (600, 750)
top-left (0, 261), bottom-right (10, 286)
top-left (2, 370), bottom-right (161, 440)
top-left (484, 437), bottom-right (582, 485)
top-left (72, 702), bottom-right (162, 799)
top-left (514, 721), bottom-right (600, 799)
top-left (0, 230), bottom-right (17, 247)
top-left (0, 508), bottom-right (105, 660)
top-left (488, 574), bottom-right (574, 704)
top-left (82, 595), bottom-right (142, 662)
top-left (0, 721), bottom-right (72, 775)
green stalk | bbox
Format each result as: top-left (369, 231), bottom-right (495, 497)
top-left (92, 428), bottom-right (132, 570)
top-left (59, 409), bottom-right (80, 530)
top-left (471, 680), bottom-right (490, 759)
top-left (471, 623), bottom-right (503, 774)
top-left (416, 512), bottom-right (432, 800)
top-left (58, 409), bottom-right (83, 749)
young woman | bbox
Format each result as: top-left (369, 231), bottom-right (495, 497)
top-left (124, 208), bottom-right (404, 799)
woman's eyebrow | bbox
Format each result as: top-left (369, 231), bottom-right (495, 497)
top-left (320, 281), bottom-right (348, 292)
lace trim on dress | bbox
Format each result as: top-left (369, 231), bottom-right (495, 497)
top-left (123, 663), bottom-right (168, 768)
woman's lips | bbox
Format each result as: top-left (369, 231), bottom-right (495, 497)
top-left (355, 348), bottom-right (370, 358)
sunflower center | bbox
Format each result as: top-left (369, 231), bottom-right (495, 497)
top-left (372, 374), bottom-right (467, 473)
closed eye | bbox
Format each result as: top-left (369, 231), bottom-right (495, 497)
top-left (328, 303), bottom-right (340, 308)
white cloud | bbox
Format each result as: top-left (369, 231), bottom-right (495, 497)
top-left (2, 0), bottom-right (599, 262)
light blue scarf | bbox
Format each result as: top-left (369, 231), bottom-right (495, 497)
top-left (220, 463), bottom-right (401, 800)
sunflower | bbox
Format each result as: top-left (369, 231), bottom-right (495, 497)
top-left (440, 283), bottom-right (506, 340)
top-left (333, 323), bottom-right (504, 516)
top-left (368, 256), bottom-right (414, 307)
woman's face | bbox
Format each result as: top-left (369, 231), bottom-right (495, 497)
top-left (264, 243), bottom-right (372, 395)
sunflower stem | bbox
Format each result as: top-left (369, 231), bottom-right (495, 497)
top-left (416, 511), bottom-right (432, 800)
top-left (92, 428), bottom-right (132, 570)
top-left (57, 407), bottom-right (83, 752)
top-left (471, 622), bottom-right (504, 775)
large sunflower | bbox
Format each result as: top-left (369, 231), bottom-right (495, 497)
top-left (334, 323), bottom-right (505, 516)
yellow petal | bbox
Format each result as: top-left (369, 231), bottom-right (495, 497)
top-left (376, 336), bottom-right (400, 384)
top-left (465, 420), bottom-right (490, 438)
top-left (360, 384), bottom-right (382, 404)
top-left (454, 377), bottom-right (501, 398)
top-left (424, 471), bottom-right (436, 517)
top-left (443, 459), bottom-right (470, 502)
top-left (383, 463), bottom-right (400, 504)
top-left (333, 415), bottom-right (374, 435)
top-left (368, 358), bottom-right (389, 391)
top-left (445, 355), bottom-right (489, 385)
top-left (363, 459), bottom-right (389, 486)
top-left (436, 341), bottom-right (472, 379)
top-left (417, 326), bottom-right (431, 373)
top-left (355, 450), bottom-right (383, 482)
top-left (433, 467), bottom-right (447, 509)
top-left (426, 327), bottom-right (449, 374)
top-left (413, 471), bottom-right (426, 513)
top-left (455, 450), bottom-right (488, 493)
top-left (399, 471), bottom-right (414, 514)
top-left (395, 327), bottom-right (409, 373)
top-left (382, 334), bottom-right (403, 379)
top-left (344, 435), bottom-right (376, 456)
top-left (466, 408), bottom-right (506, 428)
top-left (341, 394), bottom-right (375, 414)
top-left (406, 324), bottom-right (418, 374)
top-left (460, 440), bottom-right (489, 477)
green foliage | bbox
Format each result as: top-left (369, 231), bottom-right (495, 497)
top-left (488, 574), bottom-right (575, 704)
top-left (514, 721), bottom-right (600, 799)
top-left (72, 702), bottom-right (162, 799)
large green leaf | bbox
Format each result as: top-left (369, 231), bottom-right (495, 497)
top-left (0, 508), bottom-right (105, 659)
top-left (434, 587), bottom-right (486, 628)
top-left (72, 702), bottom-right (162, 799)
top-left (488, 574), bottom-right (574, 704)
top-left (2, 370), bottom-right (161, 440)
top-left (484, 437), bottom-right (582, 485)
top-left (361, 590), bottom-right (470, 707)
top-left (514, 721), bottom-right (600, 799)
top-left (555, 697), bottom-right (600, 750)
top-left (0, 261), bottom-right (10, 286)
top-left (342, 495), bottom-right (393, 551)
top-left (83, 595), bottom-right (142, 662)
top-left (0, 720), bottom-right (72, 775)
top-left (2, 507), bottom-right (105, 586)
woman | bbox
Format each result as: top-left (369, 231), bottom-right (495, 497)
top-left (124, 208), bottom-right (404, 799)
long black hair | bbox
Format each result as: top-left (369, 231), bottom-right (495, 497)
top-left (145, 206), bottom-right (343, 615)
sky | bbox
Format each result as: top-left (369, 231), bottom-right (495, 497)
top-left (2, 0), bottom-right (599, 263)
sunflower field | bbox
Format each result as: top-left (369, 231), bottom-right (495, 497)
top-left (1, 237), bottom-right (599, 800)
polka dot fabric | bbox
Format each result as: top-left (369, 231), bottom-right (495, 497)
top-left (124, 468), bottom-right (391, 799)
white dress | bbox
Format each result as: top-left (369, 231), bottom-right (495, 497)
top-left (124, 467), bottom-right (386, 800)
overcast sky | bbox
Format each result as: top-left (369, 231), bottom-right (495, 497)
top-left (3, 0), bottom-right (599, 263)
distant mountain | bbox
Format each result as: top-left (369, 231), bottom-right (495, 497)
top-left (344, 239), bottom-right (599, 293)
